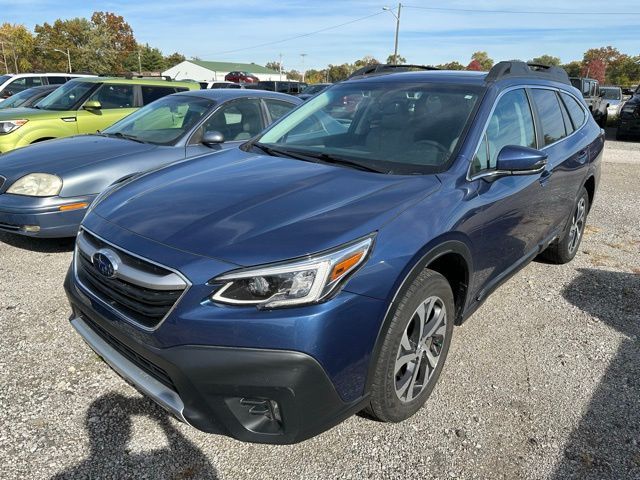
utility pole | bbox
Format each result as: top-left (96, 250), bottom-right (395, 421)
top-left (300, 53), bottom-right (307, 82)
top-left (53, 48), bottom-right (72, 73)
top-left (383, 3), bottom-right (402, 64)
top-left (279, 52), bottom-right (283, 81)
top-left (137, 49), bottom-right (142, 74)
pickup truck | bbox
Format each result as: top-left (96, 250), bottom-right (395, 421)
top-left (570, 77), bottom-right (608, 127)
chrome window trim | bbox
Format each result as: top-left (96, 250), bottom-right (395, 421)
top-left (466, 85), bottom-right (589, 182)
top-left (0, 175), bottom-right (6, 191)
top-left (73, 227), bottom-right (192, 332)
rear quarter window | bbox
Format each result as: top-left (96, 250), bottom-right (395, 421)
top-left (141, 86), bottom-right (180, 105)
top-left (560, 92), bottom-right (587, 130)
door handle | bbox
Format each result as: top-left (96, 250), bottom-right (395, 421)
top-left (577, 150), bottom-right (588, 164)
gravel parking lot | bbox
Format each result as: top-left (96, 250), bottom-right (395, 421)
top-left (0, 132), bottom-right (638, 480)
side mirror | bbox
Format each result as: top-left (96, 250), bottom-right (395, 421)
top-left (202, 130), bottom-right (224, 146)
top-left (83, 100), bottom-right (102, 110)
top-left (496, 145), bottom-right (548, 175)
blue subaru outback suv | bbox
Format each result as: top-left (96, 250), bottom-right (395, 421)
top-left (65, 62), bottom-right (603, 444)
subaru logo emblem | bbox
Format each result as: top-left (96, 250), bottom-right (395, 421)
top-left (92, 249), bottom-right (119, 278)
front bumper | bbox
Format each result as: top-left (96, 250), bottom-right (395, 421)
top-left (65, 272), bottom-right (367, 444)
top-left (0, 194), bottom-right (94, 237)
top-left (618, 114), bottom-right (640, 136)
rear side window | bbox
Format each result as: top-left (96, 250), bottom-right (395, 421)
top-left (141, 86), bottom-right (179, 105)
top-left (265, 99), bottom-right (295, 121)
top-left (471, 89), bottom-right (536, 174)
top-left (560, 92), bottom-right (586, 129)
top-left (6, 76), bottom-right (43, 94)
top-left (531, 89), bottom-right (566, 146)
top-left (87, 84), bottom-right (135, 108)
top-left (46, 76), bottom-right (67, 85)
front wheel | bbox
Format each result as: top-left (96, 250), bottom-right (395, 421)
top-left (539, 187), bottom-right (589, 264)
top-left (367, 269), bottom-right (454, 423)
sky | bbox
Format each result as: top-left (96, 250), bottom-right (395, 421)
top-left (1, 0), bottom-right (638, 71)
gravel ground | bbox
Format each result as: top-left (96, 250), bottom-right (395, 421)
top-left (0, 134), bottom-right (638, 480)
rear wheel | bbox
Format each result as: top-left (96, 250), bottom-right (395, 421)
top-left (539, 187), bottom-right (589, 264)
top-left (367, 269), bottom-right (454, 422)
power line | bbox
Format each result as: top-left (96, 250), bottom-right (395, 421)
top-left (403, 5), bottom-right (626, 15)
top-left (206, 10), bottom-right (385, 57)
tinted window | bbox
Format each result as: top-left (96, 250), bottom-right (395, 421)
top-left (531, 89), bottom-right (567, 146)
top-left (559, 99), bottom-right (574, 135)
top-left (87, 84), bottom-right (135, 108)
top-left (265, 99), bottom-right (295, 121)
top-left (560, 92), bottom-right (586, 129)
top-left (46, 76), bottom-right (67, 85)
top-left (141, 86), bottom-right (178, 105)
top-left (259, 83), bottom-right (482, 174)
top-left (199, 99), bottom-right (263, 142)
top-left (570, 78), bottom-right (581, 90)
top-left (6, 76), bottom-right (42, 94)
top-left (471, 89), bottom-right (536, 174)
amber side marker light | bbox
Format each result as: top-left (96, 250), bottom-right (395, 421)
top-left (59, 202), bottom-right (89, 212)
top-left (330, 251), bottom-right (365, 282)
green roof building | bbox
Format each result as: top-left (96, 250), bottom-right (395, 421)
top-left (163, 59), bottom-right (281, 82)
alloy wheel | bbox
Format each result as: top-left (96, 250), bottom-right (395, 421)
top-left (568, 197), bottom-right (586, 254)
top-left (394, 296), bottom-right (447, 403)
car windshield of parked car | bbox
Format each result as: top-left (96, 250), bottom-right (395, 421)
top-left (0, 88), bottom-right (36, 109)
top-left (103, 94), bottom-right (214, 145)
top-left (256, 82), bottom-right (482, 174)
top-left (0, 75), bottom-right (12, 85)
top-left (35, 80), bottom-right (94, 111)
top-left (601, 88), bottom-right (621, 100)
top-left (302, 84), bottom-right (328, 95)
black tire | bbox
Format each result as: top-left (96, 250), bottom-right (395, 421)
top-left (539, 187), bottom-right (590, 264)
top-left (367, 269), bottom-right (454, 422)
top-left (598, 112), bottom-right (608, 128)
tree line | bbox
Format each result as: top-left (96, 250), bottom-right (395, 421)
top-left (274, 49), bottom-right (640, 87)
top-left (0, 12), bottom-right (185, 75)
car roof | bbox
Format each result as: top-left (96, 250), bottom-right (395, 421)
top-left (343, 70), bottom-right (488, 87)
top-left (68, 76), bottom-right (197, 88)
top-left (175, 89), bottom-right (302, 102)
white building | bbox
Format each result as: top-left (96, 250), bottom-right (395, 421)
top-left (162, 60), bottom-right (280, 82)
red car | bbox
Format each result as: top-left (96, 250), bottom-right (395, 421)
top-left (224, 71), bottom-right (260, 84)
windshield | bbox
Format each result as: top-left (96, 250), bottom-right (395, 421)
top-left (601, 87), bottom-right (621, 100)
top-left (256, 82), bottom-right (483, 174)
top-left (103, 94), bottom-right (214, 145)
top-left (35, 80), bottom-right (94, 111)
top-left (0, 88), bottom-right (36, 109)
top-left (303, 85), bottom-right (328, 95)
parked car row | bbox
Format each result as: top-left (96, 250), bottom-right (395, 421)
top-left (0, 72), bottom-right (94, 100)
top-left (1, 61), bottom-right (603, 445)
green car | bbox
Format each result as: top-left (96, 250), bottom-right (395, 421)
top-left (0, 77), bottom-right (199, 153)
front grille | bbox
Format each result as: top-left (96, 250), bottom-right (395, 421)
top-left (75, 229), bottom-right (188, 330)
top-left (81, 312), bottom-right (177, 392)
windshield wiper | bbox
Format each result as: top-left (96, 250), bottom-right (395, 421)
top-left (295, 151), bottom-right (387, 173)
top-left (103, 132), bottom-right (146, 144)
top-left (252, 142), bottom-right (321, 163)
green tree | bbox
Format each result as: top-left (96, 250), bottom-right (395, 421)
top-left (470, 51), bottom-right (493, 70)
top-left (286, 69), bottom-right (302, 81)
top-left (265, 60), bottom-right (282, 72)
top-left (354, 55), bottom-right (380, 68)
top-left (164, 52), bottom-right (185, 69)
top-left (326, 63), bottom-right (351, 82)
top-left (530, 54), bottom-right (561, 66)
top-left (436, 61), bottom-right (465, 70)
top-left (304, 68), bottom-right (327, 84)
top-left (562, 60), bottom-right (583, 78)
top-left (35, 17), bottom-right (98, 72)
top-left (607, 55), bottom-right (640, 86)
top-left (90, 11), bottom-right (135, 70)
top-left (124, 43), bottom-right (166, 72)
top-left (386, 53), bottom-right (406, 64)
top-left (0, 23), bottom-right (36, 73)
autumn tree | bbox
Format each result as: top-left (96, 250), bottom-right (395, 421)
top-left (90, 11), bottom-right (135, 69)
top-left (470, 51), bottom-right (493, 70)
top-left (582, 59), bottom-right (606, 84)
top-left (466, 59), bottom-right (483, 71)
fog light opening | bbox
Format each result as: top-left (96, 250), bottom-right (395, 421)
top-left (225, 396), bottom-right (284, 435)
top-left (21, 225), bottom-right (41, 233)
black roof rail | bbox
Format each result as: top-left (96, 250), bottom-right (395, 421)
top-left (98, 72), bottom-right (174, 81)
top-left (485, 61), bottom-right (570, 85)
top-left (348, 63), bottom-right (439, 79)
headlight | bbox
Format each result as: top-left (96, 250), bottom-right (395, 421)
top-left (211, 234), bottom-right (375, 309)
top-left (622, 105), bottom-right (636, 113)
top-left (7, 173), bottom-right (62, 196)
top-left (0, 119), bottom-right (28, 134)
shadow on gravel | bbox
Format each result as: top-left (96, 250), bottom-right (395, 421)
top-left (0, 232), bottom-right (74, 253)
top-left (51, 393), bottom-right (218, 479)
top-left (551, 268), bottom-right (640, 480)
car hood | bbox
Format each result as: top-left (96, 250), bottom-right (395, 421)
top-left (92, 148), bottom-right (440, 266)
top-left (0, 135), bottom-right (157, 182)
